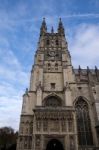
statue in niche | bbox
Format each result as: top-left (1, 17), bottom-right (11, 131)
top-left (36, 81), bottom-right (43, 90)
top-left (36, 121), bottom-right (41, 131)
top-left (36, 135), bottom-right (40, 147)
top-left (62, 120), bottom-right (66, 131)
top-left (70, 136), bottom-right (74, 150)
top-left (43, 120), bottom-right (48, 131)
top-left (92, 86), bottom-right (96, 100)
top-left (64, 82), bottom-right (71, 91)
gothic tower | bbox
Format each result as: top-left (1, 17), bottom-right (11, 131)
top-left (17, 19), bottom-right (99, 150)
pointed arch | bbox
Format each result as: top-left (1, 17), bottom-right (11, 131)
top-left (75, 96), bottom-right (93, 146)
top-left (73, 96), bottom-right (90, 106)
top-left (46, 139), bottom-right (64, 150)
top-left (42, 94), bottom-right (63, 107)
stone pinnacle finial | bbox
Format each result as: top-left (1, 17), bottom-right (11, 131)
top-left (87, 66), bottom-right (90, 74)
top-left (59, 18), bottom-right (62, 23)
top-left (42, 17), bottom-right (46, 24)
top-left (87, 66), bottom-right (89, 70)
top-left (78, 65), bottom-right (81, 74)
top-left (25, 88), bottom-right (28, 94)
top-left (58, 17), bottom-right (65, 36)
top-left (59, 17), bottom-right (63, 26)
top-left (51, 26), bottom-right (54, 33)
top-left (95, 66), bottom-right (98, 74)
top-left (79, 65), bottom-right (81, 70)
top-left (95, 66), bottom-right (98, 70)
top-left (43, 17), bottom-right (45, 21)
top-left (42, 17), bottom-right (46, 27)
top-left (40, 17), bottom-right (47, 36)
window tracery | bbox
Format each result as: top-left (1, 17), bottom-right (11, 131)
top-left (75, 97), bottom-right (93, 145)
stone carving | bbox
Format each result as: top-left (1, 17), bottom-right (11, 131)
top-left (36, 120), bottom-right (41, 131)
top-left (65, 82), bottom-right (71, 90)
top-left (35, 135), bottom-right (41, 147)
top-left (17, 19), bottom-right (99, 150)
top-left (70, 136), bottom-right (74, 150)
top-left (37, 81), bottom-right (41, 89)
top-left (68, 120), bottom-right (73, 132)
top-left (43, 119), bottom-right (48, 131)
top-left (61, 120), bottom-right (66, 132)
top-left (36, 81), bottom-right (43, 90)
top-left (50, 119), bottom-right (59, 132)
top-left (43, 96), bottom-right (62, 107)
top-left (25, 88), bottom-right (28, 94)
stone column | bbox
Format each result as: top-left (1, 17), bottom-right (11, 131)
top-left (94, 84), bottom-right (99, 120)
top-left (41, 135), bottom-right (44, 150)
top-left (36, 81), bottom-right (43, 106)
top-left (64, 82), bottom-right (72, 106)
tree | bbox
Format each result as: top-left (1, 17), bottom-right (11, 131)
top-left (0, 127), bottom-right (18, 150)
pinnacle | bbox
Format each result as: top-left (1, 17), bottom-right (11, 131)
top-left (59, 17), bottom-right (62, 23)
top-left (51, 26), bottom-right (54, 33)
top-left (43, 17), bottom-right (46, 23)
top-left (40, 18), bottom-right (65, 35)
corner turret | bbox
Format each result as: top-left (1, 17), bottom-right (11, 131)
top-left (40, 18), bottom-right (47, 36)
top-left (58, 18), bottom-right (65, 36)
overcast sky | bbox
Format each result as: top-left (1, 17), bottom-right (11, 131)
top-left (0, 0), bottom-right (99, 130)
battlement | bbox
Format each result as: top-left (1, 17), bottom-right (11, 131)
top-left (74, 67), bottom-right (99, 83)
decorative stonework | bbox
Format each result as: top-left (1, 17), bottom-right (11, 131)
top-left (17, 19), bottom-right (99, 150)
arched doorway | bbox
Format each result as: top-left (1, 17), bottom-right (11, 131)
top-left (46, 139), bottom-right (64, 150)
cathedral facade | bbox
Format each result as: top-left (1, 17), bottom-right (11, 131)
top-left (17, 19), bottom-right (99, 150)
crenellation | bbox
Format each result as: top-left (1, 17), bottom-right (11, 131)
top-left (74, 68), bottom-right (99, 84)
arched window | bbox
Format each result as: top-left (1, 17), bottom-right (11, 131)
top-left (56, 40), bottom-right (59, 45)
top-left (43, 96), bottom-right (62, 107)
top-left (75, 97), bottom-right (93, 146)
top-left (55, 63), bottom-right (58, 70)
top-left (46, 39), bottom-right (50, 45)
top-left (48, 63), bottom-right (51, 70)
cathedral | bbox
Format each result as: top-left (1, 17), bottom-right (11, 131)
top-left (17, 18), bottom-right (99, 150)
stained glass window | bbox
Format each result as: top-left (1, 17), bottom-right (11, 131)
top-left (75, 97), bottom-right (93, 145)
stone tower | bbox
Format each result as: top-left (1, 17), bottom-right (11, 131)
top-left (17, 19), bottom-right (99, 150)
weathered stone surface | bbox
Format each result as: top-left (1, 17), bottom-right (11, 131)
top-left (17, 19), bottom-right (99, 150)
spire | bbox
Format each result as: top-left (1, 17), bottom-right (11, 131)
top-left (58, 18), bottom-right (65, 36)
top-left (95, 66), bottom-right (98, 75)
top-left (25, 88), bottom-right (28, 95)
top-left (78, 65), bottom-right (81, 75)
top-left (95, 66), bottom-right (99, 81)
top-left (40, 18), bottom-right (47, 36)
top-left (87, 66), bottom-right (90, 75)
top-left (51, 26), bottom-right (54, 33)
top-left (78, 65), bottom-right (81, 71)
top-left (95, 66), bottom-right (98, 72)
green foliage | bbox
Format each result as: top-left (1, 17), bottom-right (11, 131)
top-left (0, 127), bottom-right (18, 150)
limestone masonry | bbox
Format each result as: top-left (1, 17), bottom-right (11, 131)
top-left (17, 18), bottom-right (99, 150)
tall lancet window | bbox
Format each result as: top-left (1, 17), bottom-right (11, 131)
top-left (75, 97), bottom-right (93, 146)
